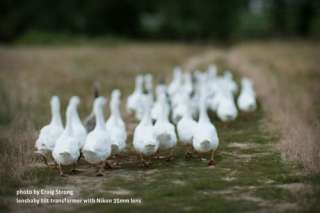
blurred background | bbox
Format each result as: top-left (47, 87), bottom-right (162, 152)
top-left (1, 0), bottom-right (320, 43)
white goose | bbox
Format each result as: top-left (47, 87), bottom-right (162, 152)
top-left (171, 93), bottom-right (190, 124)
top-left (191, 70), bottom-right (208, 118)
top-left (153, 94), bottom-right (177, 159)
top-left (135, 74), bottom-right (154, 121)
top-left (222, 70), bottom-right (238, 95)
top-left (177, 99), bottom-right (197, 157)
top-left (182, 72), bottom-right (193, 96)
top-left (151, 84), bottom-right (168, 121)
top-left (237, 78), bottom-right (257, 112)
top-left (35, 96), bottom-right (64, 166)
top-left (68, 97), bottom-right (87, 149)
top-left (83, 82), bottom-right (100, 132)
top-left (133, 100), bottom-right (159, 166)
top-left (170, 72), bottom-right (194, 122)
top-left (192, 91), bottom-right (219, 166)
top-left (168, 67), bottom-right (183, 96)
top-left (144, 73), bottom-right (154, 112)
top-left (52, 97), bottom-right (81, 176)
top-left (106, 89), bottom-right (127, 155)
top-left (216, 91), bottom-right (238, 122)
top-left (126, 75), bottom-right (144, 115)
top-left (83, 97), bottom-right (112, 176)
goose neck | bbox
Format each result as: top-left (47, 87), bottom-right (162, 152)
top-left (68, 104), bottom-right (82, 126)
top-left (141, 109), bottom-right (152, 125)
top-left (110, 102), bottom-right (121, 124)
top-left (111, 101), bottom-right (120, 116)
top-left (199, 101), bottom-right (210, 123)
top-left (50, 104), bottom-right (62, 127)
top-left (65, 106), bottom-right (74, 134)
top-left (135, 81), bottom-right (143, 93)
top-left (95, 105), bottom-right (105, 130)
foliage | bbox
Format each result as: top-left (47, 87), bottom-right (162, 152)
top-left (0, 0), bottom-right (319, 42)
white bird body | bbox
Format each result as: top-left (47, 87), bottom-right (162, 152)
top-left (133, 102), bottom-right (159, 156)
top-left (177, 105), bottom-right (197, 145)
top-left (83, 97), bottom-right (111, 164)
top-left (52, 97), bottom-right (81, 166)
top-left (35, 96), bottom-right (63, 154)
top-left (193, 121), bottom-right (219, 153)
top-left (171, 102), bottom-right (189, 124)
top-left (106, 90), bottom-right (127, 154)
top-left (154, 95), bottom-right (177, 150)
top-left (222, 71), bottom-right (238, 95)
top-left (182, 72), bottom-right (193, 96)
top-left (216, 92), bottom-right (238, 122)
top-left (193, 91), bottom-right (219, 154)
top-left (127, 75), bottom-right (144, 114)
top-left (171, 91), bottom-right (192, 123)
top-left (237, 78), bottom-right (257, 112)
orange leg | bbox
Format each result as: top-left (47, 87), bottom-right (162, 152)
top-left (58, 164), bottom-right (66, 177)
top-left (208, 150), bottom-right (216, 166)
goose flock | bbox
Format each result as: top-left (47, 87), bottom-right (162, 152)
top-left (35, 65), bottom-right (257, 176)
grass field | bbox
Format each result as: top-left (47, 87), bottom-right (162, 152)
top-left (0, 40), bottom-right (319, 212)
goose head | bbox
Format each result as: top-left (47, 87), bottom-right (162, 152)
top-left (111, 89), bottom-right (121, 104)
top-left (93, 97), bottom-right (107, 114)
top-left (223, 70), bottom-right (233, 80)
top-left (69, 96), bottom-right (80, 107)
top-left (68, 96), bottom-right (86, 128)
top-left (241, 77), bottom-right (253, 88)
top-left (67, 96), bottom-right (80, 117)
